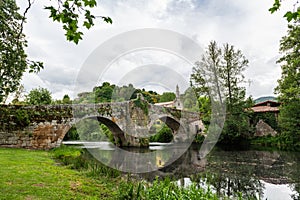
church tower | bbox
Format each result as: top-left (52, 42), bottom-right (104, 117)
top-left (174, 85), bottom-right (183, 109)
top-left (176, 85), bottom-right (180, 99)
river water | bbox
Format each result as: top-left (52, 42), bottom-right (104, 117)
top-left (62, 141), bottom-right (300, 200)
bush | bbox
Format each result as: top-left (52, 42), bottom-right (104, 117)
top-left (150, 125), bottom-right (173, 143)
top-left (26, 87), bottom-right (52, 105)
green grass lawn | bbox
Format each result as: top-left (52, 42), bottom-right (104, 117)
top-left (0, 148), bottom-right (117, 200)
top-left (0, 147), bottom-right (224, 200)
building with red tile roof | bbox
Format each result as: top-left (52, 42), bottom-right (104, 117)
top-left (251, 100), bottom-right (280, 113)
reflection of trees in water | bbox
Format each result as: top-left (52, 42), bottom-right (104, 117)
top-left (188, 148), bottom-right (265, 199)
top-left (288, 151), bottom-right (300, 200)
top-left (199, 148), bottom-right (300, 199)
top-left (191, 171), bottom-right (264, 199)
top-left (84, 143), bottom-right (299, 199)
top-left (140, 145), bottom-right (300, 199)
top-left (292, 183), bottom-right (300, 200)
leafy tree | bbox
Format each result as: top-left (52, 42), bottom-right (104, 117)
top-left (159, 92), bottom-right (176, 103)
top-left (140, 90), bottom-right (159, 103)
top-left (269, 0), bottom-right (300, 22)
top-left (220, 43), bottom-right (248, 108)
top-left (26, 87), bottom-right (52, 105)
top-left (53, 94), bottom-right (72, 104)
top-left (100, 123), bottom-right (115, 143)
top-left (275, 23), bottom-right (300, 149)
top-left (182, 87), bottom-right (198, 111)
top-left (219, 43), bottom-right (252, 143)
top-left (93, 82), bottom-right (115, 102)
top-left (0, 0), bottom-right (43, 103)
top-left (62, 94), bottom-right (71, 104)
top-left (197, 96), bottom-right (211, 127)
top-left (113, 84), bottom-right (136, 101)
top-left (191, 41), bottom-right (252, 144)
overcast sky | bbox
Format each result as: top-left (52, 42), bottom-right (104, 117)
top-left (16, 0), bottom-right (292, 100)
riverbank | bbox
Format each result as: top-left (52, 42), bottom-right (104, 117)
top-left (250, 135), bottom-right (300, 151)
top-left (0, 147), bottom-right (221, 200)
top-left (0, 147), bottom-right (119, 199)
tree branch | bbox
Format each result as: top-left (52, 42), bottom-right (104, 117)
top-left (17, 0), bottom-right (34, 40)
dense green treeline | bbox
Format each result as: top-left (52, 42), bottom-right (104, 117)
top-left (74, 82), bottom-right (161, 104)
top-left (9, 82), bottom-right (178, 106)
top-left (274, 22), bottom-right (300, 150)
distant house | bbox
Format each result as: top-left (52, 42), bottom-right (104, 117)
top-left (251, 99), bottom-right (281, 137)
top-left (154, 85), bottom-right (183, 109)
top-left (251, 100), bottom-right (281, 118)
top-left (154, 101), bottom-right (177, 108)
top-left (252, 100), bottom-right (280, 111)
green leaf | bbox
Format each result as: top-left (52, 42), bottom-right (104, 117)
top-left (102, 16), bottom-right (112, 24)
top-left (283, 11), bottom-right (298, 22)
top-left (269, 0), bottom-right (281, 14)
top-left (83, 21), bottom-right (91, 29)
top-left (268, 7), bottom-right (277, 14)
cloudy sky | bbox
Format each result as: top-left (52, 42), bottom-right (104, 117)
top-left (16, 0), bottom-right (293, 100)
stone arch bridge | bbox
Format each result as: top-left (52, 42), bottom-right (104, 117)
top-left (0, 100), bottom-right (202, 149)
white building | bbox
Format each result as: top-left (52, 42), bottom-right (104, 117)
top-left (155, 85), bottom-right (183, 109)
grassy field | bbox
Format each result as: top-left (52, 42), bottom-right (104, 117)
top-left (0, 148), bottom-right (118, 200)
top-left (0, 146), bottom-right (226, 200)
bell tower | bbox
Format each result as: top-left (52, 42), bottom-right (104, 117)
top-left (174, 85), bottom-right (183, 109)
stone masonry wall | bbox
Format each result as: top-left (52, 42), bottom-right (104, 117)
top-left (0, 104), bottom-right (73, 149)
top-left (0, 121), bottom-right (71, 149)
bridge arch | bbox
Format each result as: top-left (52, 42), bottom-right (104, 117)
top-left (157, 116), bottom-right (180, 134)
top-left (95, 116), bottom-right (126, 146)
top-left (149, 115), bottom-right (184, 139)
top-left (67, 116), bottom-right (126, 146)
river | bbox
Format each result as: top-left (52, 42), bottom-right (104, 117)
top-left (62, 141), bottom-right (300, 200)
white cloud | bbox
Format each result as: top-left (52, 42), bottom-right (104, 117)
top-left (16, 0), bottom-right (291, 100)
